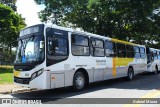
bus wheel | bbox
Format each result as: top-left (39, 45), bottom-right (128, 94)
top-left (127, 67), bottom-right (134, 80)
top-left (73, 71), bottom-right (86, 91)
top-left (154, 66), bottom-right (158, 74)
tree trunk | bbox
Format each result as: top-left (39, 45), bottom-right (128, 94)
top-left (9, 45), bottom-right (12, 54)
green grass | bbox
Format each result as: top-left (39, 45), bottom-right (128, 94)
top-left (0, 68), bottom-right (13, 84)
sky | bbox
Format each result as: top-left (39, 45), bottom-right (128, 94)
top-left (16, 0), bottom-right (45, 26)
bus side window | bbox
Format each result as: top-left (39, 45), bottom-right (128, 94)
top-left (90, 38), bottom-right (105, 57)
top-left (158, 52), bottom-right (160, 59)
top-left (133, 46), bottom-right (140, 58)
top-left (140, 47), bottom-right (146, 59)
top-left (71, 34), bottom-right (89, 56)
top-left (153, 51), bottom-right (158, 60)
top-left (126, 45), bottom-right (134, 58)
top-left (116, 43), bottom-right (126, 58)
top-left (47, 36), bottom-right (68, 55)
top-left (105, 40), bottom-right (116, 57)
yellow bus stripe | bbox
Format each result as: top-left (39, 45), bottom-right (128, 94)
top-left (111, 38), bottom-right (136, 45)
top-left (112, 58), bottom-right (134, 77)
top-left (112, 58), bottom-right (116, 76)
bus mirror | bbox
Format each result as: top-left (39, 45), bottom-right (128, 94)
top-left (40, 41), bottom-right (44, 49)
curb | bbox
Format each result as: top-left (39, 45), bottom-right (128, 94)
top-left (0, 88), bottom-right (38, 95)
top-left (11, 88), bottom-right (30, 93)
top-left (0, 91), bottom-right (12, 94)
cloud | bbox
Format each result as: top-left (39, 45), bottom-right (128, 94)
top-left (16, 0), bottom-right (45, 26)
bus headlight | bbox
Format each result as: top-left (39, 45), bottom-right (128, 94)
top-left (31, 69), bottom-right (44, 80)
top-left (37, 69), bottom-right (43, 76)
top-left (31, 73), bottom-right (37, 80)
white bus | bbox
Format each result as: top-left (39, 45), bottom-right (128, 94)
top-left (146, 48), bottom-right (160, 74)
top-left (14, 24), bottom-right (147, 91)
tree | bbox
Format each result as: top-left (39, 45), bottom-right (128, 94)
top-left (0, 0), bottom-right (17, 11)
top-left (35, 0), bottom-right (160, 48)
top-left (0, 3), bottom-right (26, 53)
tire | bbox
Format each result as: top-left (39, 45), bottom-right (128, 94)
top-left (154, 66), bottom-right (158, 74)
top-left (73, 71), bottom-right (86, 91)
top-left (127, 67), bottom-right (134, 80)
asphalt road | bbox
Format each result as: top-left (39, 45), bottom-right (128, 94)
top-left (1, 72), bottom-right (160, 107)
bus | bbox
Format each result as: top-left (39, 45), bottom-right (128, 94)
top-left (14, 24), bottom-right (148, 91)
top-left (146, 48), bottom-right (160, 74)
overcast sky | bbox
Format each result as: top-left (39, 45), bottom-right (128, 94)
top-left (16, 0), bottom-right (45, 26)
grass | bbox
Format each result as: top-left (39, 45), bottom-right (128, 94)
top-left (0, 68), bottom-right (13, 84)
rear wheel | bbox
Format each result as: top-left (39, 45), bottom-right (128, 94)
top-left (73, 71), bottom-right (86, 91)
top-left (154, 66), bottom-right (158, 74)
top-left (127, 67), bottom-right (134, 80)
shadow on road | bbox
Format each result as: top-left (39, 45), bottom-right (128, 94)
top-left (11, 72), bottom-right (160, 103)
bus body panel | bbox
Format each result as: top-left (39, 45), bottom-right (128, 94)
top-left (14, 24), bottom-right (149, 90)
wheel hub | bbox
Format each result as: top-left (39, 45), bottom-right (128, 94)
top-left (75, 76), bottom-right (84, 88)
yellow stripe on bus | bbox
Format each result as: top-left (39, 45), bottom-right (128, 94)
top-left (112, 58), bottom-right (134, 76)
top-left (111, 38), bottom-right (136, 45)
top-left (112, 58), bottom-right (116, 76)
top-left (116, 58), bottom-right (134, 66)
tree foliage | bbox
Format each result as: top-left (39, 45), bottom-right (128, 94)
top-left (0, 3), bottom-right (26, 50)
top-left (0, 0), bottom-right (17, 11)
top-left (35, 0), bottom-right (160, 48)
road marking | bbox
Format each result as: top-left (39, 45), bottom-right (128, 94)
top-left (123, 89), bottom-right (160, 107)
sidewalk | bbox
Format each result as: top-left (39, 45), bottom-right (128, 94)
top-left (0, 84), bottom-right (27, 94)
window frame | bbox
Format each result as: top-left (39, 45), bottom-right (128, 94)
top-left (46, 27), bottom-right (69, 66)
top-left (47, 35), bottom-right (69, 56)
top-left (133, 46), bottom-right (140, 59)
top-left (158, 51), bottom-right (160, 59)
top-left (126, 45), bottom-right (134, 58)
top-left (139, 47), bottom-right (146, 59)
top-left (71, 34), bottom-right (90, 56)
top-left (105, 40), bottom-right (117, 57)
top-left (116, 42), bottom-right (127, 58)
top-left (90, 37), bottom-right (105, 57)
top-left (153, 50), bottom-right (158, 59)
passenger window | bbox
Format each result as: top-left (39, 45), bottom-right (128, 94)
top-left (46, 28), bottom-right (69, 66)
top-left (91, 38), bottom-right (105, 57)
top-left (154, 51), bottom-right (158, 59)
top-left (116, 43), bottom-right (126, 57)
top-left (140, 48), bottom-right (145, 53)
top-left (105, 40), bottom-right (116, 57)
top-left (71, 34), bottom-right (89, 56)
top-left (48, 36), bottom-right (68, 55)
top-left (158, 52), bottom-right (160, 59)
top-left (133, 46), bottom-right (140, 58)
top-left (140, 47), bottom-right (146, 59)
top-left (72, 35), bottom-right (88, 46)
top-left (126, 45), bottom-right (134, 58)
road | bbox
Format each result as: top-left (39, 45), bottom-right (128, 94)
top-left (1, 72), bottom-right (160, 107)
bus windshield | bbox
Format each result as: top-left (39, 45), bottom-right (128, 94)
top-left (15, 35), bottom-right (44, 63)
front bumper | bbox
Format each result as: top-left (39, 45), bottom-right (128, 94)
top-left (14, 71), bottom-right (50, 89)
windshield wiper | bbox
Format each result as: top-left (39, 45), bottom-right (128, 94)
top-left (19, 34), bottom-right (35, 52)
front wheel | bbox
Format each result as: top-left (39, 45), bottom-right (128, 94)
top-left (73, 71), bottom-right (86, 91)
top-left (127, 67), bottom-right (134, 80)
